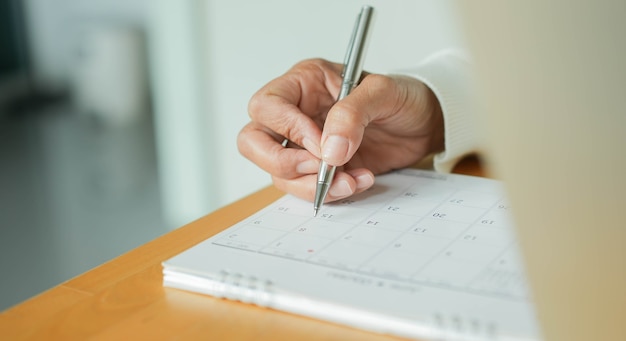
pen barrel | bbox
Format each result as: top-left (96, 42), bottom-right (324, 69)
top-left (314, 5), bottom-right (374, 215)
top-left (338, 5), bottom-right (373, 101)
top-left (338, 82), bottom-right (355, 100)
top-left (316, 161), bottom-right (336, 183)
top-left (314, 161), bottom-right (336, 212)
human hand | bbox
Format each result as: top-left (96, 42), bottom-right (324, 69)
top-left (238, 58), bottom-right (444, 203)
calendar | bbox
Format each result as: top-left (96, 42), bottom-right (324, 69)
top-left (163, 169), bottom-right (539, 341)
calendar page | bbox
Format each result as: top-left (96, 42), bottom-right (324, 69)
top-left (164, 169), bottom-right (539, 340)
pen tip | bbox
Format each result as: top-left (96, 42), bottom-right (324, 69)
top-left (313, 208), bottom-right (318, 217)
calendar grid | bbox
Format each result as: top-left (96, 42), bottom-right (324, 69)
top-left (212, 171), bottom-right (528, 301)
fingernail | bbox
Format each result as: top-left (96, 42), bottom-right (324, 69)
top-left (322, 135), bottom-right (349, 164)
top-left (302, 137), bottom-right (319, 157)
top-left (355, 173), bottom-right (375, 190)
top-left (296, 159), bottom-right (318, 174)
top-left (329, 179), bottom-right (353, 197)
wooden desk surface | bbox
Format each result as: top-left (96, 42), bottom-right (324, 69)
top-left (0, 158), bottom-right (484, 340)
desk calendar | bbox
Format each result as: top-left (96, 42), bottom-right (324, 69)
top-left (163, 169), bottom-right (540, 341)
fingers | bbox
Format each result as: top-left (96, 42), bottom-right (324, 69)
top-left (238, 122), bottom-right (319, 180)
top-left (272, 167), bottom-right (375, 203)
top-left (238, 120), bottom-right (375, 194)
top-left (239, 120), bottom-right (374, 204)
top-left (319, 74), bottom-right (439, 167)
top-left (247, 59), bottom-right (344, 158)
top-left (247, 93), bottom-right (322, 158)
top-left (320, 74), bottom-right (405, 166)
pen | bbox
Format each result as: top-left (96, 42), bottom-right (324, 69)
top-left (313, 5), bottom-right (374, 216)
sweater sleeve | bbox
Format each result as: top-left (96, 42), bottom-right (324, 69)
top-left (397, 49), bottom-right (482, 173)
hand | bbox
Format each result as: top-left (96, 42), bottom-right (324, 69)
top-left (238, 58), bottom-right (444, 202)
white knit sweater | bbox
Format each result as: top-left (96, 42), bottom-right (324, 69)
top-left (399, 49), bottom-right (482, 173)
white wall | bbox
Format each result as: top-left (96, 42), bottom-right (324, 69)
top-left (150, 0), bottom-right (466, 227)
top-left (149, 0), bottom-right (217, 229)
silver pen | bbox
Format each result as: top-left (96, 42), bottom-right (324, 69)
top-left (313, 5), bottom-right (374, 216)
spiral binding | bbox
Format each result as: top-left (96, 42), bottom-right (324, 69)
top-left (212, 271), bottom-right (505, 340)
top-left (432, 312), bottom-right (499, 340)
top-left (218, 270), bottom-right (274, 307)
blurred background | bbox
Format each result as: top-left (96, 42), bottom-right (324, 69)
top-left (0, 0), bottom-right (464, 310)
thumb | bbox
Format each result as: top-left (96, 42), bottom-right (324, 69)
top-left (320, 74), bottom-right (401, 166)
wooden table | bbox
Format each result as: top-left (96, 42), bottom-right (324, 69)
top-left (0, 157), bottom-right (484, 340)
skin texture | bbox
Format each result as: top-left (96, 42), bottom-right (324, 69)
top-left (238, 58), bottom-right (444, 203)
